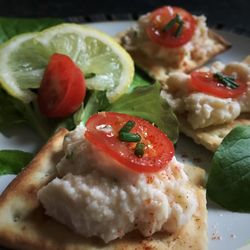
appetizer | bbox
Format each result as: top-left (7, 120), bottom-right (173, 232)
top-left (0, 112), bottom-right (207, 250)
top-left (161, 56), bottom-right (250, 151)
top-left (118, 6), bottom-right (230, 84)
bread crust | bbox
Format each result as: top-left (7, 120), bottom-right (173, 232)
top-left (117, 28), bottom-right (230, 85)
top-left (178, 113), bottom-right (250, 151)
top-left (0, 129), bottom-right (207, 250)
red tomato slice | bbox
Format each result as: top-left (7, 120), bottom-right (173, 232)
top-left (189, 71), bottom-right (247, 98)
top-left (146, 6), bottom-right (196, 48)
top-left (38, 53), bottom-right (86, 118)
top-left (85, 112), bottom-right (175, 173)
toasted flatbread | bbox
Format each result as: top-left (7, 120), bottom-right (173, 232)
top-left (117, 28), bottom-right (230, 85)
top-left (0, 128), bottom-right (207, 250)
top-left (178, 113), bottom-right (250, 152)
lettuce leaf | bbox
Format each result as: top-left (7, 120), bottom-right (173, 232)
top-left (207, 125), bottom-right (250, 212)
top-left (127, 67), bottom-right (153, 92)
top-left (0, 150), bottom-right (33, 175)
top-left (0, 17), bottom-right (63, 43)
top-left (81, 91), bottom-right (109, 124)
top-left (80, 70), bottom-right (152, 123)
top-left (80, 70), bottom-right (179, 143)
top-left (0, 88), bottom-right (52, 140)
top-left (107, 83), bottom-right (179, 143)
top-left (0, 17), bottom-right (64, 140)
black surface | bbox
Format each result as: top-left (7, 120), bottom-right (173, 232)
top-left (0, 0), bottom-right (249, 31)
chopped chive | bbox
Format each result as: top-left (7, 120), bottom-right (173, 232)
top-left (214, 72), bottom-right (239, 89)
top-left (175, 21), bottom-right (183, 37)
top-left (162, 14), bottom-right (180, 32)
top-left (85, 72), bottom-right (96, 79)
top-left (162, 14), bottom-right (184, 37)
top-left (135, 143), bottom-right (145, 157)
top-left (119, 132), bottom-right (141, 142)
top-left (119, 120), bottom-right (135, 134)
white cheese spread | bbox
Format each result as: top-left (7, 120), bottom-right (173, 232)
top-left (122, 13), bottom-right (216, 72)
top-left (38, 124), bottom-right (197, 243)
top-left (161, 59), bottom-right (250, 129)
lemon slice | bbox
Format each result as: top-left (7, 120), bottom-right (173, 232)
top-left (0, 24), bottom-right (134, 103)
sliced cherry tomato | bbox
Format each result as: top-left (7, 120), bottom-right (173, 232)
top-left (189, 71), bottom-right (247, 98)
top-left (38, 53), bottom-right (86, 118)
top-left (146, 6), bottom-right (196, 48)
top-left (85, 112), bottom-right (174, 173)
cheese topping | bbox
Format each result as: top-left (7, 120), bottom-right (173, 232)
top-left (161, 58), bottom-right (250, 129)
top-left (38, 124), bottom-right (197, 243)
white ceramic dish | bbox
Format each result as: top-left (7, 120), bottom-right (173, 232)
top-left (0, 21), bottom-right (250, 250)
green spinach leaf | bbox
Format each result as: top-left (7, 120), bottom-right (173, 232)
top-left (0, 150), bottom-right (33, 175)
top-left (207, 125), bottom-right (250, 212)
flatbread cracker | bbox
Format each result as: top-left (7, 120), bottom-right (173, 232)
top-left (117, 28), bottom-right (230, 85)
top-left (0, 129), bottom-right (207, 250)
top-left (178, 113), bottom-right (250, 152)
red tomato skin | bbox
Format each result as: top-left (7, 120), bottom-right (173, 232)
top-left (146, 6), bottom-right (197, 48)
top-left (38, 53), bottom-right (86, 118)
top-left (85, 112), bottom-right (175, 173)
top-left (189, 71), bottom-right (247, 98)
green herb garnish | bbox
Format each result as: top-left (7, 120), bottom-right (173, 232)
top-left (174, 21), bottom-right (183, 37)
top-left (162, 14), bottom-right (184, 37)
top-left (213, 72), bottom-right (239, 89)
top-left (85, 73), bottom-right (96, 79)
top-left (119, 120), bottom-right (135, 134)
top-left (134, 142), bottom-right (145, 157)
top-left (119, 132), bottom-right (141, 142)
top-left (118, 121), bottom-right (145, 157)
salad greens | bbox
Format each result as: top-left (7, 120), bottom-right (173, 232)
top-left (0, 88), bottom-right (52, 140)
top-left (0, 17), bottom-right (63, 43)
top-left (0, 18), bottom-right (179, 176)
top-left (0, 150), bottom-right (33, 175)
top-left (107, 83), bottom-right (179, 143)
top-left (207, 125), bottom-right (250, 212)
top-left (0, 17), bottom-right (65, 176)
top-left (80, 74), bottom-right (179, 143)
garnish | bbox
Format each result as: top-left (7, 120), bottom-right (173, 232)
top-left (85, 72), bottom-right (96, 79)
top-left (85, 112), bottom-right (175, 173)
top-left (213, 72), bottom-right (239, 89)
top-left (134, 142), bottom-right (145, 157)
top-left (190, 71), bottom-right (247, 98)
top-left (119, 120), bottom-right (141, 142)
top-left (119, 120), bottom-right (135, 133)
top-left (119, 132), bottom-right (141, 142)
top-left (147, 6), bottom-right (196, 48)
top-left (118, 120), bottom-right (147, 157)
top-left (162, 14), bottom-right (184, 37)
top-left (38, 53), bottom-right (86, 118)
top-left (118, 120), bottom-right (144, 155)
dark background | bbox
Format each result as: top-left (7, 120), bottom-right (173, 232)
top-left (0, 0), bottom-right (249, 31)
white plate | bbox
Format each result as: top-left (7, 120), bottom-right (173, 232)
top-left (0, 21), bottom-right (250, 250)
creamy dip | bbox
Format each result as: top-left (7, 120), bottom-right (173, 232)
top-left (161, 58), bottom-right (250, 129)
top-left (38, 124), bottom-right (197, 243)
